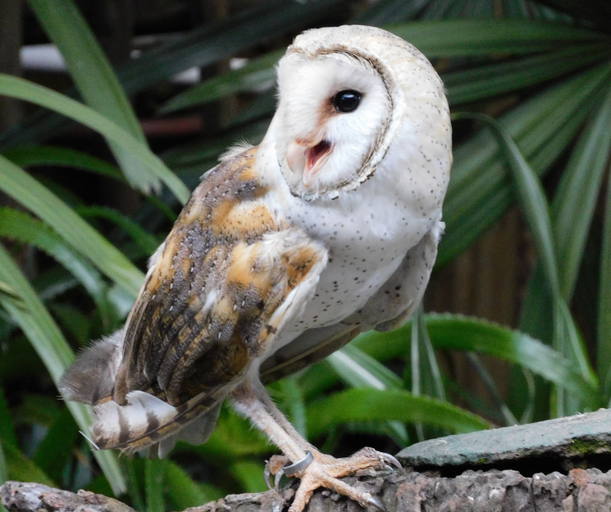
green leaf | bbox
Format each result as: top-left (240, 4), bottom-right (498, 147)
top-left (409, 307), bottom-right (447, 440)
top-left (326, 345), bottom-right (408, 445)
top-left (465, 353), bottom-right (518, 426)
top-left (3, 443), bottom-right (55, 487)
top-left (49, 303), bottom-right (91, 345)
top-left (229, 460), bottom-right (267, 494)
top-left (445, 44), bottom-right (611, 105)
top-left (0, 440), bottom-right (7, 486)
top-left (27, 0), bottom-right (157, 194)
top-left (452, 112), bottom-right (598, 413)
top-left (0, 0), bottom-right (346, 150)
top-left (273, 376), bottom-right (308, 439)
top-left (409, 307), bottom-right (445, 401)
top-left (145, 459), bottom-right (166, 512)
top-left (161, 50), bottom-right (282, 114)
top-left (327, 344), bottom-right (403, 390)
top-left (2, 145), bottom-right (124, 182)
top-left (77, 206), bottom-right (160, 256)
top-left (198, 405), bottom-right (271, 459)
top-left (352, 0), bottom-right (428, 25)
top-left (0, 388), bottom-right (17, 449)
top-left (0, 155), bottom-right (143, 298)
top-left (0, 74), bottom-right (189, 204)
top-left (440, 63), bottom-right (611, 267)
top-left (164, 462), bottom-right (223, 509)
top-left (519, 84), bottom-right (611, 373)
top-left (32, 407), bottom-right (79, 484)
top-left (354, 315), bottom-right (599, 404)
top-left (388, 19), bottom-right (607, 58)
top-left (453, 112), bottom-right (561, 294)
top-left (0, 207), bottom-right (117, 325)
top-left (552, 86), bottom-right (611, 300)
top-left (306, 388), bottom-right (489, 439)
top-left (601, 166), bottom-right (611, 400)
top-left (0, 244), bottom-right (126, 495)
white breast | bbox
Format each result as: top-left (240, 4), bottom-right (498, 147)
top-left (271, 171), bottom-right (440, 333)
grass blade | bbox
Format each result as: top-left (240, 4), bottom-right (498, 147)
top-left (600, 172), bottom-right (611, 400)
top-left (465, 353), bottom-right (518, 426)
top-left (0, 0), bottom-right (346, 150)
top-left (160, 50), bottom-right (282, 114)
top-left (3, 145), bottom-right (124, 182)
top-left (445, 44), bottom-right (611, 106)
top-left (77, 206), bottom-right (160, 256)
top-left (306, 388), bottom-right (489, 439)
top-left (0, 244), bottom-right (126, 495)
top-left (164, 462), bottom-right (223, 509)
top-left (0, 155), bottom-right (143, 298)
top-left (0, 440), bottom-right (7, 487)
top-left (353, 315), bottom-right (599, 403)
top-left (3, 443), bottom-right (54, 487)
top-left (27, 0), bottom-right (157, 194)
top-left (229, 461), bottom-right (267, 494)
top-left (453, 112), bottom-right (598, 413)
top-left (145, 459), bottom-right (166, 512)
top-left (32, 408), bottom-right (79, 484)
top-left (388, 19), bottom-right (607, 58)
top-left (327, 345), bottom-right (403, 390)
top-left (0, 74), bottom-right (189, 204)
top-left (0, 207), bottom-right (118, 326)
top-left (440, 63), bottom-right (611, 267)
top-left (552, 86), bottom-right (611, 299)
top-left (453, 112), bottom-right (560, 295)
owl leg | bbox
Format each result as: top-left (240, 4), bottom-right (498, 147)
top-left (231, 380), bottom-right (398, 512)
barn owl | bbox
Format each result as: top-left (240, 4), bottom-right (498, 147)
top-left (60, 25), bottom-right (452, 512)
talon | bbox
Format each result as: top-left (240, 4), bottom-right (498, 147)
top-left (275, 467), bottom-right (285, 490)
top-left (383, 454), bottom-right (402, 470)
top-left (365, 495), bottom-right (386, 512)
top-left (264, 466), bottom-right (273, 490)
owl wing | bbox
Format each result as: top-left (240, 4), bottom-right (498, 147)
top-left (260, 221), bottom-right (442, 383)
top-left (61, 148), bottom-right (328, 454)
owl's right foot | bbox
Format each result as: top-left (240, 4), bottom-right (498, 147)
top-left (265, 447), bottom-right (400, 512)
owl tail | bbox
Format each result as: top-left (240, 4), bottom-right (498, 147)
top-left (91, 389), bottom-right (223, 457)
top-left (59, 329), bottom-right (223, 458)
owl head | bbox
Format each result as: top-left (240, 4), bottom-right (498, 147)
top-left (269, 25), bottom-right (451, 202)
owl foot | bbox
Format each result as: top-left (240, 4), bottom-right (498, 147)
top-left (265, 447), bottom-right (400, 512)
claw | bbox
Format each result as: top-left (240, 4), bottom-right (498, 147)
top-left (274, 468), bottom-right (285, 490)
top-left (382, 453), bottom-right (402, 470)
top-left (264, 466), bottom-right (273, 491)
top-left (365, 495), bottom-right (386, 512)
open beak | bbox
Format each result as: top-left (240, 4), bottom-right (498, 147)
top-left (286, 138), bottom-right (333, 187)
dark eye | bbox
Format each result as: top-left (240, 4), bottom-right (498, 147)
top-left (332, 90), bottom-right (362, 113)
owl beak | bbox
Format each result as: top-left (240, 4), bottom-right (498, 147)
top-left (287, 139), bottom-right (332, 187)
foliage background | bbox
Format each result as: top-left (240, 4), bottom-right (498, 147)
top-left (0, 0), bottom-right (610, 509)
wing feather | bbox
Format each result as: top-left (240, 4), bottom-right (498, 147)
top-left (62, 147), bottom-right (328, 453)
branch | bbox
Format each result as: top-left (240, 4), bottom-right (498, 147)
top-left (4, 410), bottom-right (611, 511)
top-left (3, 468), bottom-right (611, 512)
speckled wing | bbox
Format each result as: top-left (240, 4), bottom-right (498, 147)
top-left (260, 222), bottom-right (442, 383)
top-left (62, 148), bottom-right (328, 454)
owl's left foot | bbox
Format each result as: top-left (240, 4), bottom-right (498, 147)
top-left (265, 447), bottom-right (401, 512)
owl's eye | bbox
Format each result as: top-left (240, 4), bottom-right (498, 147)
top-left (332, 90), bottom-right (362, 113)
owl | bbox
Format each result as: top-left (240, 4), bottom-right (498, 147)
top-left (60, 25), bottom-right (452, 512)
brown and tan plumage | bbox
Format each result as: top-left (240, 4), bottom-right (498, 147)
top-left (61, 25), bottom-right (452, 512)
top-left (62, 148), bottom-right (328, 455)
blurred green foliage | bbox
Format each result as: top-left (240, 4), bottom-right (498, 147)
top-left (1, 0), bottom-right (611, 509)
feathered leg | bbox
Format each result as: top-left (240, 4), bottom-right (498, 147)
top-left (231, 380), bottom-right (399, 512)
